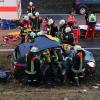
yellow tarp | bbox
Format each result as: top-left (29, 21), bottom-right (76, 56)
top-left (44, 35), bottom-right (60, 42)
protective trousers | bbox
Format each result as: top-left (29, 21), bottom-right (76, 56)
top-left (73, 29), bottom-right (80, 44)
top-left (85, 25), bottom-right (95, 40)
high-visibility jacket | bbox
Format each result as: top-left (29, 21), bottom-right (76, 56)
top-left (25, 53), bottom-right (40, 75)
top-left (72, 51), bottom-right (85, 73)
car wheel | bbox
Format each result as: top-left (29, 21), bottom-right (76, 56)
top-left (79, 7), bottom-right (87, 14)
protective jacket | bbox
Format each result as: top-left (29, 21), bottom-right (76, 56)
top-left (25, 53), bottom-right (40, 75)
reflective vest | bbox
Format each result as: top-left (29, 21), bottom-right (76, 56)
top-left (25, 53), bottom-right (37, 75)
top-left (72, 52), bottom-right (85, 73)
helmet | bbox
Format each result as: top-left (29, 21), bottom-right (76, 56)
top-left (35, 12), bottom-right (39, 17)
top-left (30, 47), bottom-right (39, 53)
top-left (87, 62), bottom-right (95, 68)
top-left (28, 13), bottom-right (33, 17)
top-left (48, 19), bottom-right (54, 25)
top-left (59, 19), bottom-right (65, 26)
top-left (24, 15), bottom-right (29, 21)
top-left (37, 31), bottom-right (44, 36)
top-left (29, 2), bottom-right (33, 6)
top-left (74, 45), bottom-right (83, 51)
top-left (30, 32), bottom-right (36, 37)
top-left (65, 27), bottom-right (71, 33)
top-left (54, 37), bottom-right (60, 42)
top-left (90, 14), bottom-right (95, 16)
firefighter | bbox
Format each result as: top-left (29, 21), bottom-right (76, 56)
top-left (47, 18), bottom-right (58, 37)
top-left (85, 11), bottom-right (89, 25)
top-left (62, 27), bottom-right (74, 45)
top-left (28, 13), bottom-right (35, 31)
top-left (72, 45), bottom-right (85, 75)
top-left (59, 19), bottom-right (68, 41)
top-left (32, 12), bottom-right (42, 32)
top-left (26, 31), bottom-right (36, 42)
top-left (73, 23), bottom-right (81, 44)
top-left (49, 48), bottom-right (64, 84)
top-left (67, 12), bottom-right (76, 28)
top-left (59, 19), bottom-right (68, 33)
top-left (41, 18), bottom-right (48, 31)
top-left (20, 15), bottom-right (31, 43)
top-left (25, 46), bottom-right (42, 84)
top-left (85, 13), bottom-right (96, 40)
top-left (67, 45), bottom-right (86, 83)
top-left (27, 1), bottom-right (35, 15)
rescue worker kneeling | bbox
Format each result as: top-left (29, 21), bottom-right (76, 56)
top-left (67, 45), bottom-right (85, 83)
top-left (24, 47), bottom-right (42, 85)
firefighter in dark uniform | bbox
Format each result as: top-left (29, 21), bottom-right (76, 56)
top-left (27, 2), bottom-right (35, 15)
top-left (62, 27), bottom-right (74, 46)
top-left (47, 19), bottom-right (58, 37)
top-left (59, 19), bottom-right (68, 40)
top-left (59, 19), bottom-right (68, 33)
top-left (25, 46), bottom-right (42, 84)
top-left (32, 12), bottom-right (42, 32)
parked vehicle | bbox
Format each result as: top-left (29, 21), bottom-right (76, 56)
top-left (72, 0), bottom-right (100, 14)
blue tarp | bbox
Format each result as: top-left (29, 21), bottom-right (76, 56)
top-left (17, 35), bottom-right (60, 58)
top-left (33, 36), bottom-right (60, 51)
top-left (84, 50), bottom-right (95, 62)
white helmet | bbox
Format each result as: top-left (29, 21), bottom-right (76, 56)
top-left (30, 47), bottom-right (39, 53)
top-left (59, 19), bottom-right (65, 26)
top-left (29, 2), bottom-right (33, 6)
top-left (24, 15), bottom-right (29, 21)
top-left (30, 32), bottom-right (36, 37)
top-left (48, 19), bottom-right (54, 25)
top-left (37, 31), bottom-right (44, 36)
top-left (65, 27), bottom-right (71, 33)
top-left (28, 13), bottom-right (33, 17)
top-left (35, 12), bottom-right (39, 17)
top-left (74, 45), bottom-right (83, 51)
top-left (87, 62), bottom-right (95, 68)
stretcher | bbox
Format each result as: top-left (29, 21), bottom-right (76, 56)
top-left (79, 23), bottom-right (100, 30)
top-left (79, 23), bottom-right (100, 37)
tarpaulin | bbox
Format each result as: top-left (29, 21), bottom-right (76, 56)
top-left (17, 35), bottom-right (60, 58)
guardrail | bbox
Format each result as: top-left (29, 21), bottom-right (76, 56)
top-left (0, 48), bottom-right (100, 52)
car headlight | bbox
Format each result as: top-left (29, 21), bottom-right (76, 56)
top-left (87, 62), bottom-right (95, 68)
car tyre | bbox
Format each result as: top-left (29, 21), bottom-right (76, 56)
top-left (79, 7), bottom-right (87, 14)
